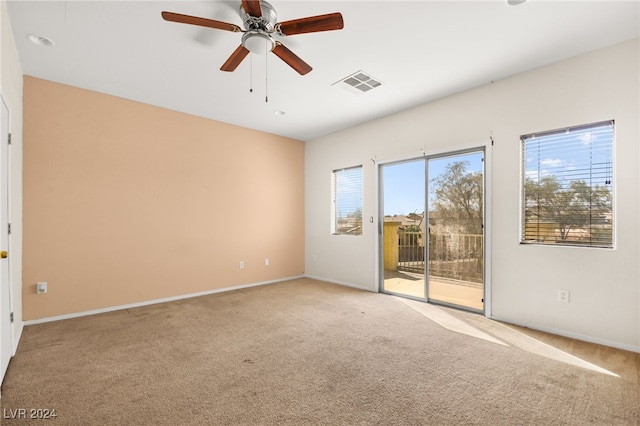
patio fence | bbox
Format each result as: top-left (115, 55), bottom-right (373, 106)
top-left (397, 231), bottom-right (483, 283)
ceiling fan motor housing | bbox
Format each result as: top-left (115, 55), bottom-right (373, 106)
top-left (240, 1), bottom-right (277, 31)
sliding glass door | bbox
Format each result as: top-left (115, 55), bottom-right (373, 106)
top-left (427, 152), bottom-right (484, 311)
top-left (380, 149), bottom-right (485, 312)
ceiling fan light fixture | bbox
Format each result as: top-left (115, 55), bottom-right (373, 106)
top-left (507, 0), bottom-right (528, 5)
top-left (242, 31), bottom-right (275, 54)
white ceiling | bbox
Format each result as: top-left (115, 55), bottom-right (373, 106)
top-left (6, 1), bottom-right (639, 141)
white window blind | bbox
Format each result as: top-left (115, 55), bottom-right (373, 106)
top-left (332, 166), bottom-right (363, 235)
top-left (521, 121), bottom-right (614, 248)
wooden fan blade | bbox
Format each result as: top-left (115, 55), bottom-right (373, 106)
top-left (276, 12), bottom-right (344, 36)
top-left (220, 45), bottom-right (250, 72)
top-left (241, 0), bottom-right (262, 17)
top-left (272, 43), bottom-right (312, 75)
top-left (162, 11), bottom-right (241, 32)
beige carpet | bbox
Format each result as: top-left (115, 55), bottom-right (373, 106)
top-left (1, 278), bottom-right (638, 425)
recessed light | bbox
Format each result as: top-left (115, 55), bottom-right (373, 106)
top-left (274, 110), bottom-right (286, 116)
top-left (507, 0), bottom-right (527, 5)
top-left (27, 33), bottom-right (55, 47)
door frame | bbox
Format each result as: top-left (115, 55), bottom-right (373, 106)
top-left (376, 141), bottom-right (492, 317)
top-left (0, 93), bottom-right (13, 385)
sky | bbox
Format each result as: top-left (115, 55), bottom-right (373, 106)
top-left (382, 152), bottom-right (483, 216)
top-left (523, 122), bottom-right (613, 188)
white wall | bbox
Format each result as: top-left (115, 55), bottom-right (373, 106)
top-left (305, 39), bottom-right (639, 352)
top-left (1, 0), bottom-right (24, 353)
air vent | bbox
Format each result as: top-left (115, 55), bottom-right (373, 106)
top-left (334, 70), bottom-right (382, 94)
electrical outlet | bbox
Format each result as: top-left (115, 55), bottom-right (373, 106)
top-left (558, 289), bottom-right (570, 303)
top-left (313, 254), bottom-right (317, 262)
top-left (239, 261), bottom-right (244, 270)
top-left (36, 282), bottom-right (48, 294)
top-left (265, 258), bottom-right (269, 266)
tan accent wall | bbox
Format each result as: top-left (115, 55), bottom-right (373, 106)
top-left (23, 77), bottom-right (304, 320)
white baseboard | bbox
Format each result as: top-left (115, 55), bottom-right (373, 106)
top-left (304, 274), bottom-right (376, 293)
top-left (24, 275), bottom-right (305, 326)
top-left (490, 315), bottom-right (640, 353)
top-left (12, 321), bottom-right (23, 355)
top-left (23, 277), bottom-right (636, 354)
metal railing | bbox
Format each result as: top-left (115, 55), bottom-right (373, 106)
top-left (397, 231), bottom-right (483, 283)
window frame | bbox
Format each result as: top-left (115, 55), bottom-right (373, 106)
top-left (331, 165), bottom-right (363, 236)
top-left (520, 120), bottom-right (614, 249)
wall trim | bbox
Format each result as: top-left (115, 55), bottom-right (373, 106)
top-left (24, 276), bottom-right (305, 326)
top-left (12, 321), bottom-right (22, 356)
top-left (304, 274), bottom-right (376, 293)
top-left (21, 275), bottom-right (639, 353)
top-left (490, 315), bottom-right (640, 354)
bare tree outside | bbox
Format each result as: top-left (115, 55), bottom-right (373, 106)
top-left (430, 160), bottom-right (483, 234)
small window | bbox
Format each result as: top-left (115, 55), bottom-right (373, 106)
top-left (332, 166), bottom-right (363, 235)
top-left (521, 121), bottom-right (614, 248)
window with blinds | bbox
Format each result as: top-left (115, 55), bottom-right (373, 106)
top-left (521, 121), bottom-right (614, 248)
top-left (332, 166), bottom-right (363, 235)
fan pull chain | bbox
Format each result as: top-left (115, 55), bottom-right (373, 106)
top-left (265, 46), bottom-right (269, 103)
top-left (249, 54), bottom-right (253, 93)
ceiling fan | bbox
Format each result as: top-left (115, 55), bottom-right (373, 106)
top-left (162, 0), bottom-right (344, 76)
